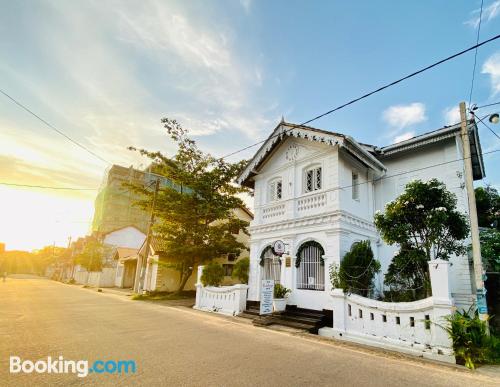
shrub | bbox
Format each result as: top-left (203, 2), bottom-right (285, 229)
top-left (444, 308), bottom-right (499, 369)
top-left (200, 262), bottom-right (225, 287)
top-left (273, 283), bottom-right (291, 298)
top-left (338, 241), bottom-right (380, 297)
top-left (232, 257), bottom-right (249, 284)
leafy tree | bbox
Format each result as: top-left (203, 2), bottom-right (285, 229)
top-left (74, 239), bottom-right (107, 272)
top-left (480, 229), bottom-right (500, 273)
top-left (475, 185), bottom-right (500, 229)
top-left (232, 257), bottom-right (249, 284)
top-left (201, 262), bottom-right (225, 287)
top-left (374, 179), bottom-right (469, 296)
top-left (33, 246), bottom-right (68, 275)
top-left (129, 118), bottom-right (249, 293)
top-left (337, 240), bottom-right (381, 297)
top-left (384, 246), bottom-right (428, 301)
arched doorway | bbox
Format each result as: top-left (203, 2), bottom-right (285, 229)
top-left (296, 241), bottom-right (325, 290)
top-left (260, 246), bottom-right (281, 284)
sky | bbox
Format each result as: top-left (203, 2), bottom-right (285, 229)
top-left (0, 0), bottom-right (500, 251)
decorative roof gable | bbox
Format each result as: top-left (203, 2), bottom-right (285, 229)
top-left (237, 121), bottom-right (386, 188)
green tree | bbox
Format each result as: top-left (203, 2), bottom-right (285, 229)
top-left (384, 246), bottom-right (428, 301)
top-left (74, 239), bottom-right (107, 272)
top-left (480, 229), bottom-right (500, 273)
top-left (201, 262), bottom-right (225, 287)
top-left (475, 185), bottom-right (500, 229)
top-left (129, 118), bottom-right (249, 293)
top-left (374, 179), bottom-right (469, 296)
top-left (337, 240), bottom-right (381, 297)
top-left (232, 257), bottom-right (249, 284)
top-left (33, 246), bottom-right (68, 275)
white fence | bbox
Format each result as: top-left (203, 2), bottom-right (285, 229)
top-left (194, 266), bottom-right (248, 316)
top-left (319, 259), bottom-right (455, 363)
top-left (73, 267), bottom-right (116, 288)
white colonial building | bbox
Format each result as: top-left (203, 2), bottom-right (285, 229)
top-left (238, 120), bottom-right (485, 312)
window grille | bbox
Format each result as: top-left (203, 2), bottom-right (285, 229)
top-left (352, 172), bottom-right (359, 200)
top-left (268, 179), bottom-right (283, 202)
top-left (296, 243), bottom-right (325, 290)
top-left (304, 166), bottom-right (322, 193)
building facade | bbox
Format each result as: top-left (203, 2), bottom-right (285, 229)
top-left (238, 120), bottom-right (484, 312)
top-left (92, 165), bottom-right (175, 234)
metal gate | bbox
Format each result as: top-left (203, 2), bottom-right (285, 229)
top-left (296, 244), bottom-right (324, 290)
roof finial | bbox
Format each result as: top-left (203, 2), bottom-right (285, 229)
top-left (280, 115), bottom-right (285, 123)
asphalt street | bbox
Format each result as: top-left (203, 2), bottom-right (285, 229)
top-left (1, 276), bottom-right (498, 386)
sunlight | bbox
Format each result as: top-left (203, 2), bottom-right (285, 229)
top-left (0, 186), bottom-right (95, 251)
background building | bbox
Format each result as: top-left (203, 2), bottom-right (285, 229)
top-left (91, 165), bottom-right (174, 234)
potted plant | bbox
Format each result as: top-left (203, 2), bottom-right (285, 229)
top-left (273, 283), bottom-right (291, 312)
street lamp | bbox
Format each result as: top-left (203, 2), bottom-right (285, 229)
top-left (488, 113), bottom-right (499, 124)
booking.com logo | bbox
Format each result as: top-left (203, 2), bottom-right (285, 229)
top-left (10, 356), bottom-right (136, 378)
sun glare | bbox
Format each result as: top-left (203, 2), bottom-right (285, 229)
top-left (0, 186), bottom-right (94, 251)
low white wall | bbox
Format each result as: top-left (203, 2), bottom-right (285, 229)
top-left (194, 266), bottom-right (249, 316)
top-left (73, 268), bottom-right (88, 285)
top-left (319, 259), bottom-right (456, 363)
top-left (194, 284), bottom-right (249, 316)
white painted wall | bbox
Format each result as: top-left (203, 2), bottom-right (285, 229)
top-left (103, 226), bottom-right (146, 249)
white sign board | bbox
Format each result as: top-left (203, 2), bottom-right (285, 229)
top-left (272, 240), bottom-right (286, 256)
top-left (259, 279), bottom-right (274, 315)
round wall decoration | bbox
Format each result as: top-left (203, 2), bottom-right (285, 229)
top-left (272, 240), bottom-right (286, 256)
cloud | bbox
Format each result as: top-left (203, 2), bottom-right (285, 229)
top-left (482, 52), bottom-right (500, 96)
top-left (240, 0), bottom-right (252, 13)
top-left (382, 103), bottom-right (427, 130)
top-left (465, 1), bottom-right (500, 28)
top-left (392, 132), bottom-right (415, 144)
top-left (443, 106), bottom-right (461, 125)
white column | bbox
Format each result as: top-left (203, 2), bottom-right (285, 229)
top-left (331, 288), bottom-right (346, 332)
top-left (429, 259), bottom-right (454, 352)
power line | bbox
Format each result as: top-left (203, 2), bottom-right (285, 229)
top-left (221, 33), bottom-right (500, 159)
top-left (474, 114), bottom-right (500, 141)
top-left (0, 89), bottom-right (111, 165)
top-left (468, 0), bottom-right (484, 107)
top-left (473, 101), bottom-right (500, 110)
top-left (0, 182), bottom-right (97, 190)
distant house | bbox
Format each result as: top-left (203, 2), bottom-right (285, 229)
top-left (138, 207), bottom-right (253, 293)
top-left (100, 225), bottom-right (146, 289)
top-left (237, 120), bottom-right (484, 312)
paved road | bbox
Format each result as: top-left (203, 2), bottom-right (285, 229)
top-left (0, 277), bottom-right (498, 386)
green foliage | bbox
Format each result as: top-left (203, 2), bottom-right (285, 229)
top-left (74, 239), bottom-right (107, 272)
top-left (232, 257), bottom-right (249, 284)
top-left (480, 229), bottom-right (500, 273)
top-left (475, 185), bottom-right (500, 229)
top-left (337, 241), bottom-right (381, 297)
top-left (273, 283), bottom-right (291, 298)
top-left (444, 308), bottom-right (499, 369)
top-left (384, 247), bottom-right (428, 301)
top-left (329, 263), bottom-right (341, 289)
top-left (0, 246), bottom-right (68, 275)
top-left (374, 179), bottom-right (469, 263)
top-left (201, 262), bottom-right (225, 287)
top-left (128, 119), bottom-right (249, 292)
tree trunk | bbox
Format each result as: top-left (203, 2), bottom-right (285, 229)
top-left (175, 268), bottom-right (193, 294)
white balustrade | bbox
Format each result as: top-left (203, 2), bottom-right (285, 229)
top-left (297, 192), bottom-right (327, 212)
top-left (319, 260), bottom-right (455, 363)
top-left (194, 284), bottom-right (249, 316)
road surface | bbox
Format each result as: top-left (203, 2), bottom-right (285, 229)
top-left (0, 276), bottom-right (498, 386)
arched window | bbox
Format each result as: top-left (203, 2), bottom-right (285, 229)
top-left (296, 241), bottom-right (325, 290)
top-left (260, 246), bottom-right (281, 284)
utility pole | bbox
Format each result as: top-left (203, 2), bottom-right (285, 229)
top-left (136, 178), bottom-right (160, 293)
top-left (459, 101), bottom-right (489, 325)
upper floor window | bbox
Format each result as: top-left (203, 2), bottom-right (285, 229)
top-left (304, 166), bottom-right (322, 193)
top-left (352, 172), bottom-right (359, 200)
top-left (268, 179), bottom-right (282, 202)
